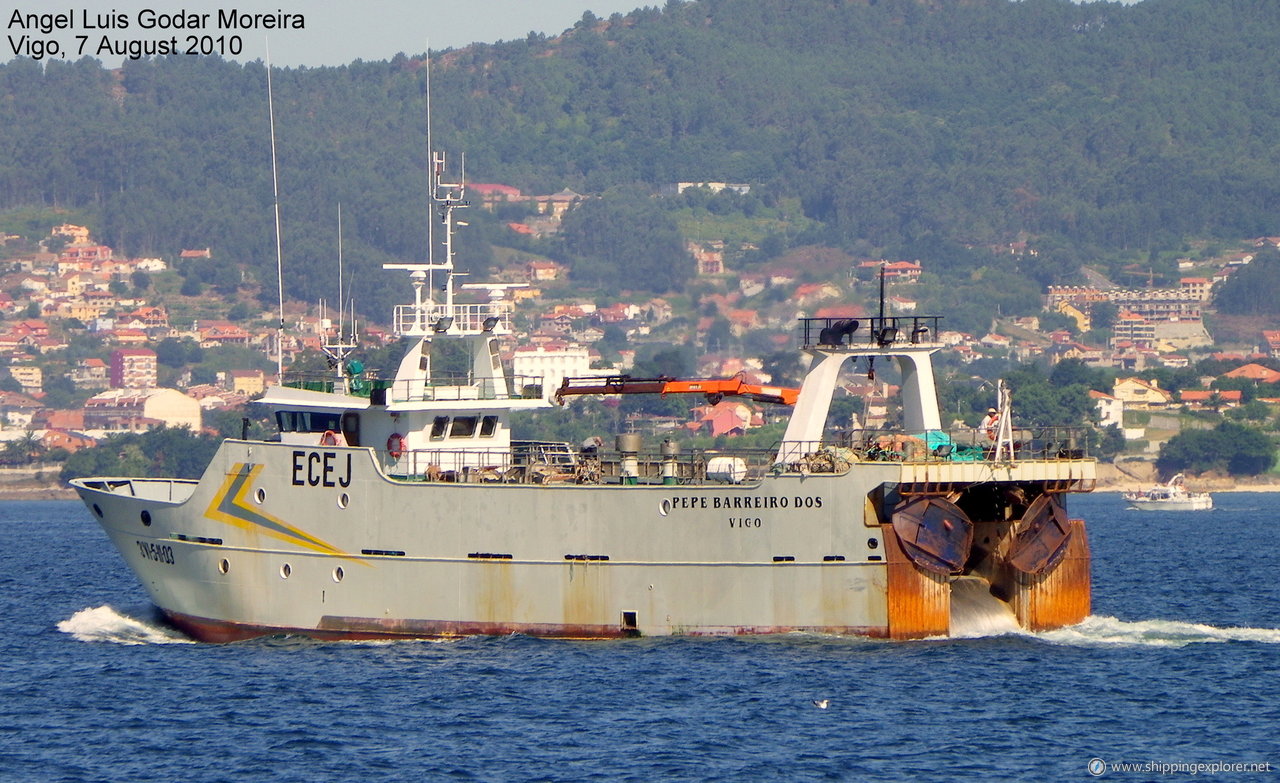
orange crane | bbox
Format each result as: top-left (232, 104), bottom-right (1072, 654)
top-left (554, 374), bottom-right (799, 406)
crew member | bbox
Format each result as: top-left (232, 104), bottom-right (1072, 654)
top-left (980, 407), bottom-right (1001, 441)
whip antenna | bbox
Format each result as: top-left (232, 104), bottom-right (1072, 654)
top-left (266, 39), bottom-right (286, 378)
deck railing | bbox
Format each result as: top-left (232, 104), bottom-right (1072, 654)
top-left (797, 315), bottom-right (943, 350)
top-left (280, 371), bottom-right (545, 403)
top-left (381, 426), bottom-right (1092, 485)
top-left (281, 371), bottom-right (391, 397)
top-left (392, 302), bottom-right (509, 335)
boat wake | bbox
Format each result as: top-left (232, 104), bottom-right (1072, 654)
top-left (57, 605), bottom-right (194, 645)
top-left (1036, 615), bottom-right (1280, 648)
top-left (942, 576), bottom-right (1280, 646)
top-left (57, 604), bottom-right (1278, 649)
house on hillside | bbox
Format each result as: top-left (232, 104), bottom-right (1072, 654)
top-left (688, 241), bottom-right (726, 275)
top-left (1089, 389), bottom-right (1123, 428)
top-left (980, 333), bottom-right (1012, 350)
top-left (6, 364), bottom-right (42, 395)
top-left (1262, 331), bottom-right (1280, 358)
top-left (470, 183), bottom-right (523, 208)
top-left (110, 348), bottom-right (157, 389)
top-left (70, 358), bottom-right (109, 390)
top-left (40, 428), bottom-right (96, 453)
top-left (59, 245), bottom-right (113, 265)
top-left (125, 305), bottom-right (169, 329)
top-left (512, 343), bottom-right (605, 401)
top-left (51, 224), bottom-right (92, 244)
top-left (738, 274), bottom-right (767, 298)
top-left (1112, 377), bottom-right (1174, 409)
top-left (525, 261), bottom-right (565, 282)
top-left (83, 387), bottom-right (201, 431)
top-left (684, 399), bottom-right (763, 438)
top-left (1180, 277), bottom-right (1212, 301)
top-left (1222, 363), bottom-right (1280, 384)
top-left (0, 390), bottom-right (44, 427)
top-left (196, 320), bottom-right (252, 348)
top-left (33, 409), bottom-right (85, 431)
top-left (1178, 389), bottom-right (1243, 410)
top-left (222, 369), bottom-right (266, 396)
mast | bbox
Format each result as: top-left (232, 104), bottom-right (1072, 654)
top-left (265, 45), bottom-right (286, 378)
top-left (337, 202), bottom-right (343, 350)
top-left (383, 51), bottom-right (479, 338)
top-left (319, 202), bottom-right (362, 391)
top-left (424, 41), bottom-right (434, 274)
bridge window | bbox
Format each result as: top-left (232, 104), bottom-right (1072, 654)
top-left (430, 416), bottom-right (449, 439)
top-left (479, 415), bottom-right (499, 437)
top-left (275, 410), bottom-right (341, 433)
top-left (450, 416), bottom-right (478, 438)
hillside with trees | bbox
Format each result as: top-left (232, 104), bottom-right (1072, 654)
top-left (3, 0), bottom-right (1280, 320)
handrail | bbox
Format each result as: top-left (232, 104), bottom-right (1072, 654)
top-left (379, 425), bottom-right (1093, 485)
top-left (392, 302), bottom-right (509, 335)
top-left (281, 372), bottom-right (545, 402)
top-left (796, 315), bottom-right (942, 349)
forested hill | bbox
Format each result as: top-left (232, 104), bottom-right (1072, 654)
top-left (4, 0), bottom-right (1280, 315)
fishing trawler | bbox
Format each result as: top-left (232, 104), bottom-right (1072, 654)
top-left (70, 145), bottom-right (1097, 642)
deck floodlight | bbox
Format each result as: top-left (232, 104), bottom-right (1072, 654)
top-left (876, 326), bottom-right (899, 347)
top-left (433, 316), bottom-right (454, 333)
top-left (482, 316), bottom-right (500, 332)
top-left (911, 325), bottom-right (930, 343)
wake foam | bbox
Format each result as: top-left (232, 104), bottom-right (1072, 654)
top-left (57, 605), bottom-right (194, 645)
top-left (943, 577), bottom-right (1280, 647)
top-left (1036, 615), bottom-right (1280, 648)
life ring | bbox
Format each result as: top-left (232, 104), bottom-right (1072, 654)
top-left (386, 433), bottom-right (406, 459)
top-left (320, 430), bottom-right (340, 446)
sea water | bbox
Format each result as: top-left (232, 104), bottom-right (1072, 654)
top-left (2, 495), bottom-right (1278, 781)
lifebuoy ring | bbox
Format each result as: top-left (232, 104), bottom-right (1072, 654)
top-left (320, 430), bottom-right (340, 446)
top-left (387, 433), bottom-right (406, 459)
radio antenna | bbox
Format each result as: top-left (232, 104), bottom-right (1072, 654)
top-left (266, 39), bottom-right (285, 378)
top-left (425, 42), bottom-right (434, 269)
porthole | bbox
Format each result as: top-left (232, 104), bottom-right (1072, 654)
top-left (218, 558), bottom-right (230, 574)
top-left (255, 488), bottom-right (266, 504)
top-left (280, 563), bottom-right (292, 579)
top-left (92, 503), bottom-right (103, 518)
top-left (140, 510), bottom-right (152, 527)
top-left (338, 493), bottom-right (350, 509)
top-left (867, 537), bottom-right (879, 550)
top-left (332, 566), bottom-right (344, 583)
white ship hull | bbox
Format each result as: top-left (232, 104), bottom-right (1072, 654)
top-left (72, 439), bottom-right (1095, 642)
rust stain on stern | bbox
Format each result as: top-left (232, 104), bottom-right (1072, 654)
top-left (1002, 519), bottom-right (1091, 631)
top-left (882, 522), bottom-right (950, 639)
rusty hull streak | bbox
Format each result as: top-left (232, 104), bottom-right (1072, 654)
top-left (165, 609), bottom-right (636, 642)
top-left (882, 522), bottom-right (950, 640)
top-left (562, 560), bottom-right (609, 629)
top-left (163, 609), bottom-right (890, 643)
top-left (1005, 518), bottom-right (1091, 631)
